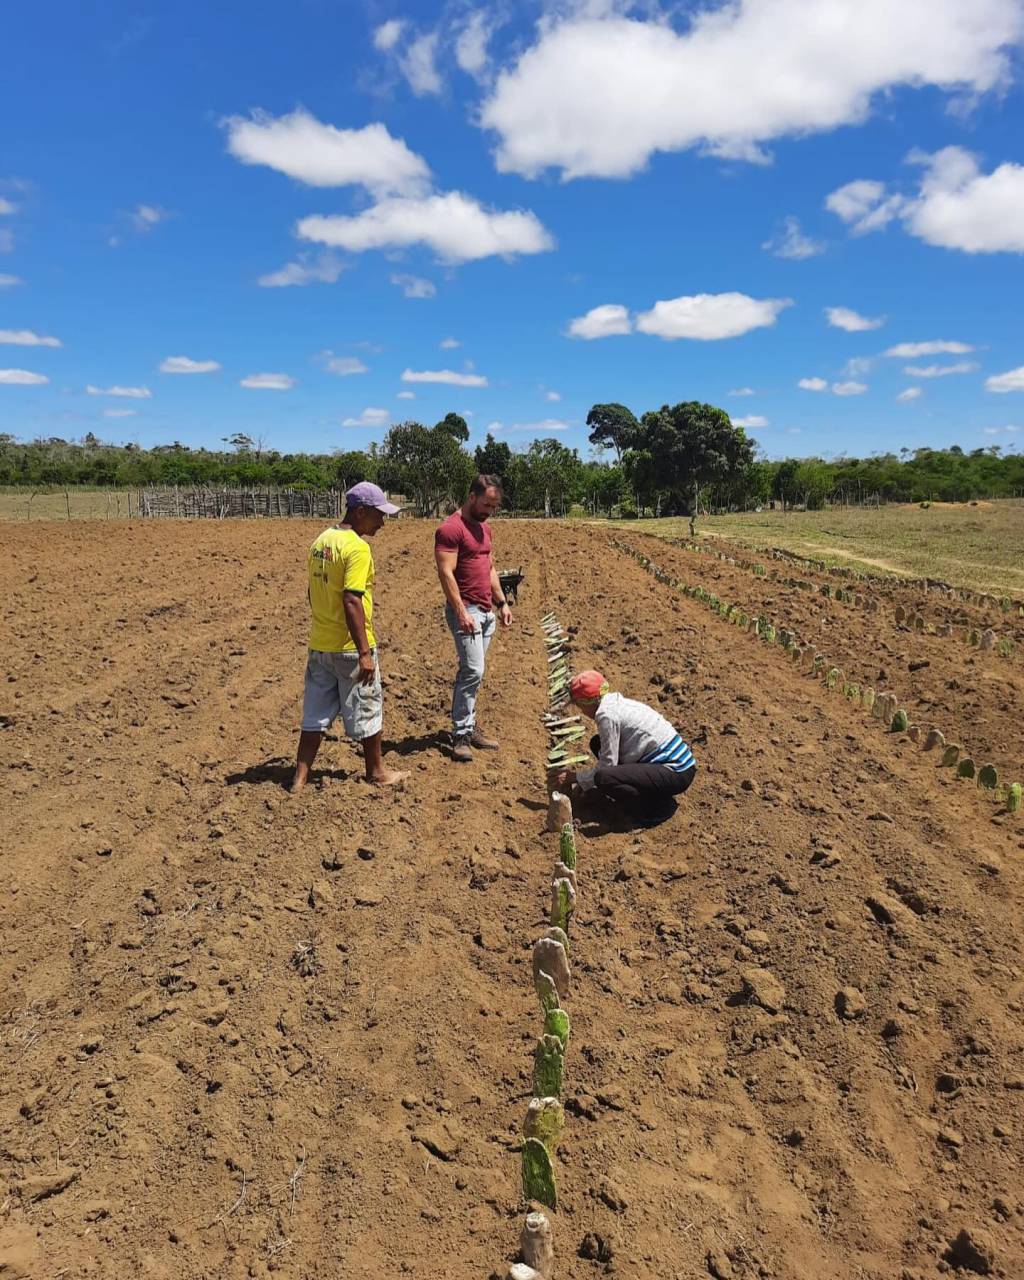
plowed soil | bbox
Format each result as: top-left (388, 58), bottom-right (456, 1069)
top-left (1, 519), bottom-right (1023, 1280)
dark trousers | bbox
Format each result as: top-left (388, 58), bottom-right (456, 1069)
top-left (588, 735), bottom-right (696, 822)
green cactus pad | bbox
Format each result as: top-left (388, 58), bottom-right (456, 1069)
top-left (533, 1035), bottom-right (565, 1098)
top-left (978, 764), bottom-right (998, 790)
top-left (550, 879), bottom-right (574, 934)
top-left (1006, 782), bottom-right (1022, 814)
top-left (522, 1137), bottom-right (557, 1209)
top-left (957, 757), bottom-right (976, 779)
top-left (826, 667), bottom-right (841, 689)
top-left (534, 970), bottom-right (559, 1015)
top-left (861, 688), bottom-right (875, 710)
top-left (890, 709), bottom-right (909, 733)
top-left (559, 823), bottom-right (577, 870)
top-left (523, 1097), bottom-right (565, 1154)
top-left (543, 1007), bottom-right (570, 1050)
top-left (941, 744), bottom-right (961, 767)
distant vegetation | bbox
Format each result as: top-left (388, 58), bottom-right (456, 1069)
top-left (1, 401), bottom-right (1022, 517)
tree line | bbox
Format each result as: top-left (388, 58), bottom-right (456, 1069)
top-left (1, 403), bottom-right (1022, 516)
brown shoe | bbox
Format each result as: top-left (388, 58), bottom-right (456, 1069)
top-left (470, 728), bottom-right (499, 750)
top-left (452, 735), bottom-right (474, 763)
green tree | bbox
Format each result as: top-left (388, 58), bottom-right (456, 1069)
top-left (624, 402), bottom-right (755, 522)
top-left (379, 421), bottom-right (474, 515)
top-left (435, 412), bottom-right (469, 443)
top-left (586, 403), bottom-right (639, 460)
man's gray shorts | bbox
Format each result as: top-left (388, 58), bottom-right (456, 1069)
top-left (301, 649), bottom-right (383, 740)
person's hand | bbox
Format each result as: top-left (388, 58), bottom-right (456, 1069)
top-left (553, 768), bottom-right (576, 790)
top-left (499, 603), bottom-right (513, 628)
top-left (457, 607), bottom-right (478, 635)
top-left (357, 652), bottom-right (376, 685)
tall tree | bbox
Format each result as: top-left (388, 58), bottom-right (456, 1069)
top-left (435, 412), bottom-right (470, 443)
top-left (586, 403), bottom-right (639, 461)
top-left (626, 402), bottom-right (755, 523)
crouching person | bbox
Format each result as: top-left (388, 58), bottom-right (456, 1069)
top-left (554, 669), bottom-right (696, 827)
top-left (290, 483), bottom-right (409, 794)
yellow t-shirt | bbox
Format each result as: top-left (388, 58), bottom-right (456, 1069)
top-left (307, 526), bottom-right (375, 653)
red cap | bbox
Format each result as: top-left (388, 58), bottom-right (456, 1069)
top-left (570, 670), bottom-right (609, 702)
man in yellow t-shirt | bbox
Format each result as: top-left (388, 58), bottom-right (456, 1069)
top-left (290, 483), bottom-right (409, 793)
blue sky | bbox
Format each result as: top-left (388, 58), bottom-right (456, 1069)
top-left (2, 0), bottom-right (1024, 461)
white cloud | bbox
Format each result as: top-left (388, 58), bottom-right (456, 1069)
top-left (884, 339), bottom-right (974, 357)
top-left (0, 228), bottom-right (13, 253)
top-left (396, 390), bottom-right (416, 399)
top-left (401, 32), bottom-right (442, 96)
top-left (258, 253), bottom-right (345, 287)
top-left (159, 356), bottom-right (221, 374)
top-left (342, 406), bottom-right (391, 427)
top-left (826, 306), bottom-right (884, 332)
top-left (907, 147), bottom-right (1024, 253)
top-left (733, 415), bottom-right (768, 428)
top-left (762, 216), bottom-right (824, 260)
top-left (832, 380), bottom-right (868, 396)
top-left (545, 390), bottom-right (562, 402)
top-left (223, 108), bottom-right (431, 197)
top-left (298, 191), bottom-right (554, 264)
top-left (897, 387), bottom-right (922, 402)
top-left (0, 273), bottom-right (21, 287)
top-left (130, 204), bottom-right (167, 232)
top-left (843, 356), bottom-right (873, 377)
top-left (903, 361), bottom-right (977, 377)
top-left (828, 147), bottom-right (1024, 254)
top-left (798, 377), bottom-right (828, 391)
top-left (567, 303), bottom-right (632, 340)
top-left (456, 12), bottom-right (491, 77)
top-left (323, 354), bottom-right (368, 377)
top-left (986, 366), bottom-right (1024, 393)
top-left (825, 179), bottom-right (908, 233)
top-left (479, 3), bottom-right (1022, 181)
top-left (0, 198), bottom-right (16, 215)
top-left (0, 329), bottom-right (61, 348)
top-left (729, 386), bottom-right (755, 396)
top-left (240, 372), bottom-right (295, 390)
top-left (440, 336), bottom-right (460, 349)
top-left (103, 408), bottom-right (137, 418)
top-left (0, 368), bottom-right (48, 385)
top-left (86, 383), bottom-right (151, 398)
top-left (390, 272), bottom-right (436, 298)
top-left (401, 367), bottom-right (488, 387)
top-left (373, 19), bottom-right (405, 51)
top-left (635, 292), bottom-right (791, 341)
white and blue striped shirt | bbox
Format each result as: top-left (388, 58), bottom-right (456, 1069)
top-left (576, 692), bottom-right (696, 790)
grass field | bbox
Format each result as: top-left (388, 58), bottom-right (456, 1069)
top-left (617, 499), bottom-right (1024, 594)
top-left (0, 488), bottom-right (136, 520)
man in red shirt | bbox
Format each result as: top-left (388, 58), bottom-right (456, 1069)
top-left (434, 474), bottom-right (513, 762)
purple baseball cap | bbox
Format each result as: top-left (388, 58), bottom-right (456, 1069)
top-left (345, 481), bottom-right (401, 515)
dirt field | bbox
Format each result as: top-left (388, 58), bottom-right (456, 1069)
top-left (2, 518), bottom-right (1023, 1280)
top-left (618, 502), bottom-right (1024, 595)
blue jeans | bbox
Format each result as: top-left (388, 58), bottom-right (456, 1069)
top-left (445, 603), bottom-right (495, 737)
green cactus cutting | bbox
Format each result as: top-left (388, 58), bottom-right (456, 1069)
top-left (532, 1034), bottom-right (565, 1098)
top-left (522, 1137), bottom-right (557, 1209)
top-left (544, 1007), bottom-right (570, 1049)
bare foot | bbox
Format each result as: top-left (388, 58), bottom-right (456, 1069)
top-left (365, 768), bottom-right (409, 787)
top-left (288, 771), bottom-right (308, 795)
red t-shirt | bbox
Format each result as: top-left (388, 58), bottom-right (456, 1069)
top-left (435, 511), bottom-right (494, 609)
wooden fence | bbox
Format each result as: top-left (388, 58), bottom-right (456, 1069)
top-left (137, 487), bottom-right (346, 519)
